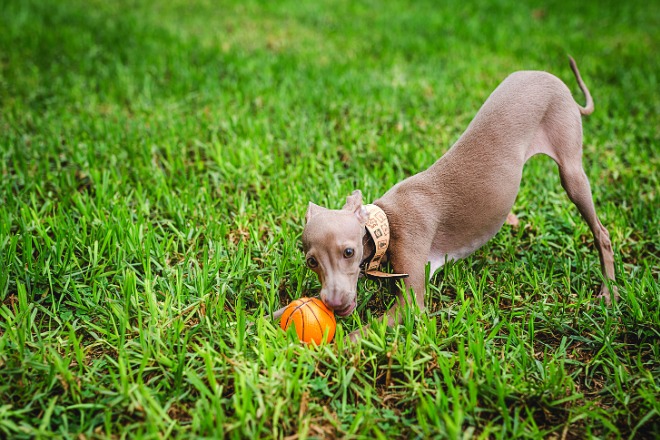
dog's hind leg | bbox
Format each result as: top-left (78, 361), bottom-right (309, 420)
top-left (535, 61), bottom-right (616, 304)
top-left (557, 160), bottom-right (616, 303)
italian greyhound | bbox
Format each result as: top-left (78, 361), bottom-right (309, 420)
top-left (275, 58), bottom-right (616, 339)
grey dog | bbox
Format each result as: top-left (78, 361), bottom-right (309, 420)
top-left (280, 58), bottom-right (616, 340)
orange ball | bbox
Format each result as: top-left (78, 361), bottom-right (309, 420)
top-left (280, 297), bottom-right (336, 344)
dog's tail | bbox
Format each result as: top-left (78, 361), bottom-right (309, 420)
top-left (569, 56), bottom-right (594, 116)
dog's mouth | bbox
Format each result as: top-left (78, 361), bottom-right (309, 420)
top-left (335, 300), bottom-right (357, 317)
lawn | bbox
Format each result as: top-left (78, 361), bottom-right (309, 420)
top-left (1, 0), bottom-right (659, 438)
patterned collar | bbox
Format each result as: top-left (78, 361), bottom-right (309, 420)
top-left (360, 204), bottom-right (409, 280)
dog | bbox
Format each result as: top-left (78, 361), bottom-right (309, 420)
top-left (278, 57), bottom-right (616, 340)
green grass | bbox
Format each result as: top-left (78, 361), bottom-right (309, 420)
top-left (1, 0), bottom-right (659, 438)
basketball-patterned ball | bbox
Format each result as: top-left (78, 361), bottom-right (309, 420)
top-left (280, 297), bottom-right (336, 344)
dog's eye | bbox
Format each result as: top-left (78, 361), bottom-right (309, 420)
top-left (306, 257), bottom-right (318, 268)
top-left (343, 248), bottom-right (355, 258)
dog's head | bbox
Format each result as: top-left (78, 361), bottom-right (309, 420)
top-left (302, 190), bottom-right (369, 317)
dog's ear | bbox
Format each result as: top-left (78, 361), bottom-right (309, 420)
top-left (305, 202), bottom-right (326, 223)
top-left (343, 190), bottom-right (369, 225)
top-left (343, 190), bottom-right (363, 210)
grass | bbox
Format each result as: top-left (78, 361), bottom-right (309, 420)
top-left (1, 0), bottom-right (659, 438)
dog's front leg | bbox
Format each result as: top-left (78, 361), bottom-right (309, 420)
top-left (349, 252), bottom-right (427, 342)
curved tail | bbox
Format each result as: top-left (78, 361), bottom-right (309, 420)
top-left (569, 56), bottom-right (594, 116)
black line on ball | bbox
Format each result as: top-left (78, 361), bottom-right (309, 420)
top-left (285, 299), bottom-right (316, 341)
top-left (308, 305), bottom-right (322, 340)
top-left (285, 299), bottom-right (311, 331)
top-left (316, 302), bottom-right (334, 322)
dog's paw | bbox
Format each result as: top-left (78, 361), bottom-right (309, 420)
top-left (348, 325), bottom-right (370, 343)
top-left (597, 283), bottom-right (619, 305)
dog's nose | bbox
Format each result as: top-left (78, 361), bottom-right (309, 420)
top-left (320, 294), bottom-right (345, 311)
